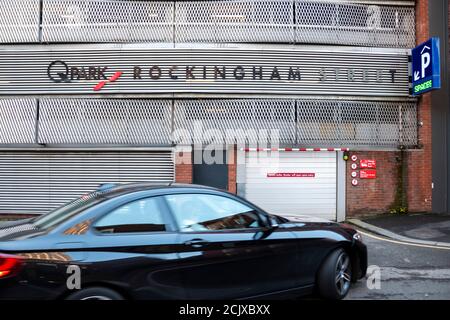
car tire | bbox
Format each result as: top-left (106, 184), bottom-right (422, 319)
top-left (316, 248), bottom-right (352, 300)
top-left (65, 287), bottom-right (125, 300)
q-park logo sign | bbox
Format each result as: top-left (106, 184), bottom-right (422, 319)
top-left (47, 60), bottom-right (122, 91)
top-left (411, 37), bottom-right (441, 96)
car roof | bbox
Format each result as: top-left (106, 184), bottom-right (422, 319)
top-left (93, 182), bottom-right (218, 199)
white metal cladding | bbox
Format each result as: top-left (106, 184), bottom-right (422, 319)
top-left (244, 151), bottom-right (337, 220)
top-left (0, 151), bottom-right (174, 214)
top-left (173, 99), bottom-right (296, 144)
top-left (41, 0), bottom-right (173, 43)
top-left (36, 0), bottom-right (415, 47)
top-left (0, 0), bottom-right (40, 43)
top-left (294, 0), bottom-right (415, 48)
top-left (0, 45), bottom-right (410, 97)
top-left (296, 100), bottom-right (417, 147)
top-left (38, 99), bottom-right (172, 144)
top-left (0, 99), bottom-right (37, 144)
top-left (175, 0), bottom-right (294, 43)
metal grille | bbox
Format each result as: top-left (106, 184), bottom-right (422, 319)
top-left (38, 99), bottom-right (172, 144)
top-left (0, 151), bottom-right (174, 214)
top-left (295, 0), bottom-right (415, 48)
top-left (296, 100), bottom-right (417, 147)
top-left (0, 98), bottom-right (417, 149)
top-left (173, 98), bottom-right (416, 147)
top-left (0, 0), bottom-right (40, 43)
top-left (173, 99), bottom-right (296, 145)
top-left (175, 0), bottom-right (294, 43)
top-left (0, 99), bottom-right (37, 144)
top-left (1, 0), bottom-right (415, 47)
top-left (41, 0), bottom-right (173, 43)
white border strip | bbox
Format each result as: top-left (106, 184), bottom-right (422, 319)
top-left (241, 147), bottom-right (350, 152)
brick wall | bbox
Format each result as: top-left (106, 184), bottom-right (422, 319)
top-left (346, 151), bottom-right (401, 217)
top-left (228, 146), bottom-right (237, 194)
top-left (337, 147), bottom-right (432, 217)
top-left (174, 151), bottom-right (193, 184)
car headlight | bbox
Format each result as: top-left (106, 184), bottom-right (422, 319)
top-left (353, 232), bottom-right (363, 242)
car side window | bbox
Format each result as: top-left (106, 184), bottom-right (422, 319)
top-left (94, 197), bottom-right (168, 234)
top-left (164, 194), bottom-right (263, 232)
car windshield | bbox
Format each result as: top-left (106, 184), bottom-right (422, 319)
top-left (31, 192), bottom-right (106, 230)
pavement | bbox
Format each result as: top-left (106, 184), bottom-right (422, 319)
top-left (347, 213), bottom-right (450, 247)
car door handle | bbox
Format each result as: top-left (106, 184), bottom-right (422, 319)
top-left (184, 238), bottom-right (209, 248)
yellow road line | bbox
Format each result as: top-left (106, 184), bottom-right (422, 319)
top-left (357, 229), bottom-right (450, 251)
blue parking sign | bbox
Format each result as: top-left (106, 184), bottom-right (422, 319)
top-left (412, 37), bottom-right (441, 95)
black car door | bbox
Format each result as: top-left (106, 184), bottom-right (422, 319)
top-left (86, 196), bottom-right (186, 299)
top-left (162, 192), bottom-right (301, 299)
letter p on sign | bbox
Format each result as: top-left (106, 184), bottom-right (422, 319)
top-left (421, 52), bottom-right (430, 78)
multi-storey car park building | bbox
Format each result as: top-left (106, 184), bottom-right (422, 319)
top-left (0, 0), bottom-right (447, 221)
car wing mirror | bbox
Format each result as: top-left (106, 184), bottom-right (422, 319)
top-left (269, 217), bottom-right (279, 230)
top-left (253, 220), bottom-right (278, 240)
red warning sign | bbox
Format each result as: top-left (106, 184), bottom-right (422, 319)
top-left (360, 169), bottom-right (377, 179)
top-left (360, 159), bottom-right (376, 169)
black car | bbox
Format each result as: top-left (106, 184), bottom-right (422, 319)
top-left (0, 183), bottom-right (367, 300)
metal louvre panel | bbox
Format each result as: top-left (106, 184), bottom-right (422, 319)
top-left (173, 99), bottom-right (296, 144)
top-left (0, 0), bottom-right (40, 43)
top-left (38, 99), bottom-right (172, 144)
top-left (296, 100), bottom-right (417, 147)
top-left (41, 0), bottom-right (173, 43)
top-left (295, 0), bottom-right (415, 48)
top-left (175, 0), bottom-right (294, 43)
top-left (0, 45), bottom-right (410, 97)
top-left (0, 151), bottom-right (174, 214)
top-left (0, 99), bottom-right (37, 144)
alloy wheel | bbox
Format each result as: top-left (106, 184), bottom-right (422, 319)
top-left (334, 252), bottom-right (351, 296)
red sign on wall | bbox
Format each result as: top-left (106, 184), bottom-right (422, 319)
top-left (267, 173), bottom-right (315, 178)
top-left (360, 169), bottom-right (377, 179)
top-left (360, 159), bottom-right (376, 169)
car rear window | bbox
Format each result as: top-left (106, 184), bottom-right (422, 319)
top-left (32, 192), bottom-right (107, 230)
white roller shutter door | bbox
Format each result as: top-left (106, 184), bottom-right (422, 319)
top-left (244, 152), bottom-right (337, 220)
top-left (0, 151), bottom-right (174, 215)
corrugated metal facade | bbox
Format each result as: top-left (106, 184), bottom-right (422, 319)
top-left (0, 0), bottom-right (418, 216)
top-left (0, 151), bottom-right (174, 214)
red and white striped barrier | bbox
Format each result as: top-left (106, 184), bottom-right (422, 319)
top-left (241, 147), bottom-right (349, 152)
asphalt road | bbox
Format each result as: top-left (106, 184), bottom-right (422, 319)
top-left (346, 229), bottom-right (450, 300)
